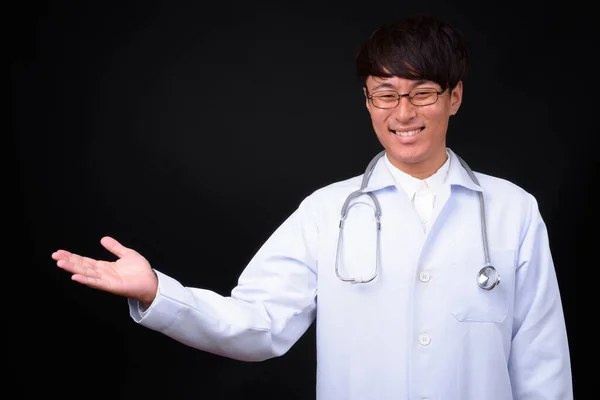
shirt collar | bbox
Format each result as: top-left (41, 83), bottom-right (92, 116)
top-left (384, 151), bottom-right (451, 199)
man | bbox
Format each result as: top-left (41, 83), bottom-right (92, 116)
top-left (52, 14), bottom-right (573, 399)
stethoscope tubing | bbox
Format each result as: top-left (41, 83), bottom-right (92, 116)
top-left (334, 150), bottom-right (500, 290)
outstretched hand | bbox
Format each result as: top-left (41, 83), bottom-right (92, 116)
top-left (52, 236), bottom-right (158, 306)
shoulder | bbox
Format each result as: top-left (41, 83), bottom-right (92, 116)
top-left (293, 173), bottom-right (365, 216)
top-left (473, 170), bottom-right (540, 220)
top-left (476, 171), bottom-right (532, 198)
top-left (302, 174), bottom-right (363, 206)
top-left (314, 175), bottom-right (363, 197)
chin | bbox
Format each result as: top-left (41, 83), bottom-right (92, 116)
top-left (388, 148), bottom-right (426, 164)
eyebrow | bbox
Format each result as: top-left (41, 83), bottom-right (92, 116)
top-left (370, 79), bottom-right (430, 92)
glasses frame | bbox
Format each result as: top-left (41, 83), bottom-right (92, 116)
top-left (367, 87), bottom-right (447, 109)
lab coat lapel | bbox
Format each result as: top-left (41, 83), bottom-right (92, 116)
top-left (361, 152), bottom-right (430, 240)
top-left (418, 149), bottom-right (485, 266)
top-left (360, 156), bottom-right (428, 284)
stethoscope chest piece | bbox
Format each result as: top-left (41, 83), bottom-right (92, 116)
top-left (477, 265), bottom-right (500, 290)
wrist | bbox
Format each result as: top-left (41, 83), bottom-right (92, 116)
top-left (139, 270), bottom-right (159, 308)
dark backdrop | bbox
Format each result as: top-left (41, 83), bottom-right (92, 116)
top-left (11, 1), bottom-right (588, 399)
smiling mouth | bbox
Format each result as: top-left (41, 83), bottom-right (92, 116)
top-left (392, 128), bottom-right (423, 137)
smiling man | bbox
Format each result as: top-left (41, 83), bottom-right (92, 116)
top-left (52, 13), bottom-right (573, 400)
top-left (364, 76), bottom-right (461, 178)
top-left (357, 16), bottom-right (468, 180)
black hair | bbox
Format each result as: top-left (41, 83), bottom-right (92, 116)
top-left (356, 14), bottom-right (470, 90)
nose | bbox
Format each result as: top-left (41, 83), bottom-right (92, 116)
top-left (391, 96), bottom-right (417, 122)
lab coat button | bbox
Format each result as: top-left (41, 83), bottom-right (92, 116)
top-left (419, 272), bottom-right (431, 282)
top-left (418, 334), bottom-right (431, 346)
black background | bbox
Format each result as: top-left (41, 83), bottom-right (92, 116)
top-left (10, 1), bottom-right (588, 399)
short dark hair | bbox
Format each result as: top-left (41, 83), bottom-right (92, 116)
top-left (356, 14), bottom-right (470, 90)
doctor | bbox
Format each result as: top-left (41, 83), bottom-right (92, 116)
top-left (51, 13), bottom-right (573, 399)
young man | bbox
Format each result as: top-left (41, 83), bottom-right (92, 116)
top-left (52, 14), bottom-right (573, 399)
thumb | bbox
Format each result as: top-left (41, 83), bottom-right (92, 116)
top-left (100, 236), bottom-right (132, 258)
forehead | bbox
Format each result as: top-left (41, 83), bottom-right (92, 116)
top-left (366, 76), bottom-right (439, 91)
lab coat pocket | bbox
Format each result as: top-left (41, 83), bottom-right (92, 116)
top-left (449, 249), bottom-right (515, 323)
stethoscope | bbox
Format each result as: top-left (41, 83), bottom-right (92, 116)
top-left (334, 150), bottom-right (500, 290)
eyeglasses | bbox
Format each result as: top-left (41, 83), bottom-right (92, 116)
top-left (367, 88), bottom-right (446, 109)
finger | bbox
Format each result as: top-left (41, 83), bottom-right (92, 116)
top-left (51, 250), bottom-right (73, 261)
top-left (53, 250), bottom-right (90, 266)
top-left (67, 252), bottom-right (95, 268)
top-left (80, 256), bottom-right (102, 279)
top-left (56, 255), bottom-right (101, 279)
top-left (71, 273), bottom-right (107, 291)
top-left (56, 258), bottom-right (83, 275)
top-left (100, 236), bottom-right (131, 259)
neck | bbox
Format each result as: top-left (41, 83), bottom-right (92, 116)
top-left (388, 151), bottom-right (448, 180)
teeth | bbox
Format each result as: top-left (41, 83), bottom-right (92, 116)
top-left (394, 128), bottom-right (422, 137)
top-left (394, 129), bottom-right (422, 137)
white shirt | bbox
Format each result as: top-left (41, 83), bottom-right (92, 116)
top-left (130, 148), bottom-right (573, 400)
top-left (384, 152), bottom-right (451, 231)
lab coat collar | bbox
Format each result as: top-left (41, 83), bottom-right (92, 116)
top-left (360, 151), bottom-right (397, 193)
top-left (446, 148), bottom-right (483, 192)
top-left (361, 148), bottom-right (483, 193)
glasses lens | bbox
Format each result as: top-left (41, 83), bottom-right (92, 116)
top-left (410, 89), bottom-right (439, 106)
top-left (371, 92), bottom-right (398, 109)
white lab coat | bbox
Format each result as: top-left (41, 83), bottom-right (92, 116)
top-left (129, 148), bottom-right (573, 399)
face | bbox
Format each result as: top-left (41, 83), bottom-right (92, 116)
top-left (364, 76), bottom-right (463, 178)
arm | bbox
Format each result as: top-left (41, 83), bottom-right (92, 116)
top-left (129, 196), bottom-right (320, 362)
top-left (509, 194), bottom-right (573, 399)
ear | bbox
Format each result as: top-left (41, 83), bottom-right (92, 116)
top-left (449, 81), bottom-right (463, 116)
top-left (363, 87), bottom-right (372, 112)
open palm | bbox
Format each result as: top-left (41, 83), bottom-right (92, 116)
top-left (52, 236), bottom-right (158, 304)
